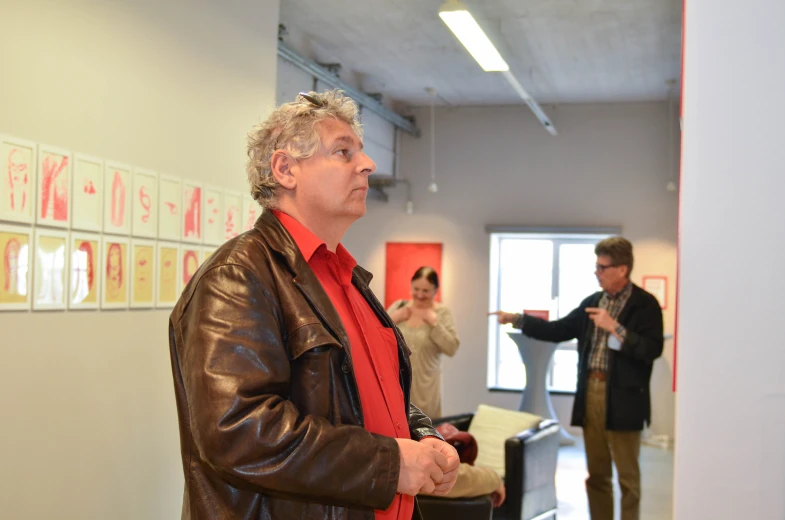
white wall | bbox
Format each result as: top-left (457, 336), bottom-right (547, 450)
top-left (0, 1), bottom-right (279, 518)
top-left (674, 0), bottom-right (785, 518)
top-left (345, 102), bottom-right (679, 438)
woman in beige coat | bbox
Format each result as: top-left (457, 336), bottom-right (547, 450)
top-left (387, 266), bottom-right (460, 419)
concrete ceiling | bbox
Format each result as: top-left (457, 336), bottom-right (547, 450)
top-left (278, 0), bottom-right (682, 109)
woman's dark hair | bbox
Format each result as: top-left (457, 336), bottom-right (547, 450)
top-left (411, 266), bottom-right (439, 289)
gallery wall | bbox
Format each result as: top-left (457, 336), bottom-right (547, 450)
top-left (0, 0), bottom-right (279, 517)
top-left (674, 0), bottom-right (785, 517)
top-left (345, 102), bottom-right (679, 439)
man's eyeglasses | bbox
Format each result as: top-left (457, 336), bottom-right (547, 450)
top-left (595, 263), bottom-right (617, 272)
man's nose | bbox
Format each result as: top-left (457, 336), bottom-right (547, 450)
top-left (357, 152), bottom-right (376, 175)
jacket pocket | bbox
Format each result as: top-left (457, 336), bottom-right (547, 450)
top-left (288, 323), bottom-right (340, 419)
top-left (287, 321), bottom-right (342, 359)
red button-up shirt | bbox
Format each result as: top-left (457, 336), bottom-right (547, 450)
top-left (274, 211), bottom-right (413, 520)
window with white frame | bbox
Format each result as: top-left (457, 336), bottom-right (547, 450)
top-left (487, 229), bottom-right (618, 392)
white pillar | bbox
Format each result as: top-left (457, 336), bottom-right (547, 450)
top-left (675, 1), bottom-right (785, 519)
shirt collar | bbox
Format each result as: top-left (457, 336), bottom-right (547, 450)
top-left (606, 281), bottom-right (633, 300)
top-left (273, 210), bottom-right (322, 262)
top-left (272, 210), bottom-right (358, 270)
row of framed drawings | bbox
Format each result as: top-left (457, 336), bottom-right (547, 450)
top-left (0, 134), bottom-right (262, 244)
top-left (0, 223), bottom-right (221, 311)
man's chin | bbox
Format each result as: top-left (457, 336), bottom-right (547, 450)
top-left (342, 200), bottom-right (367, 219)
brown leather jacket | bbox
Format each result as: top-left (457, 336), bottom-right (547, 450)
top-left (168, 210), bottom-right (439, 519)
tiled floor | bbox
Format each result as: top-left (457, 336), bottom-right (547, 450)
top-left (555, 438), bottom-right (674, 520)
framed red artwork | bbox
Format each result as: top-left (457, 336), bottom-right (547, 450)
top-left (642, 275), bottom-right (668, 310)
top-left (384, 242), bottom-right (443, 308)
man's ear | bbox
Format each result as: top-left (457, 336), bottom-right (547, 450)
top-left (270, 150), bottom-right (297, 190)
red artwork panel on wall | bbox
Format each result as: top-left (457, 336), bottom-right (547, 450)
top-left (384, 242), bottom-right (443, 308)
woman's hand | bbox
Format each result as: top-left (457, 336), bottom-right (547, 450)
top-left (421, 308), bottom-right (438, 326)
top-left (409, 305), bottom-right (438, 326)
top-left (389, 305), bottom-right (412, 324)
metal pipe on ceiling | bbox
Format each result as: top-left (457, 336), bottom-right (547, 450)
top-left (277, 41), bottom-right (420, 137)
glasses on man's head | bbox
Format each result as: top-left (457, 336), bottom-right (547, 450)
top-left (298, 92), bottom-right (324, 108)
top-left (595, 263), bottom-right (617, 272)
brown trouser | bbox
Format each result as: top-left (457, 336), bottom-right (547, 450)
top-left (584, 377), bottom-right (641, 520)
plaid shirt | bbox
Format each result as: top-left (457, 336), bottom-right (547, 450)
top-left (588, 282), bottom-right (633, 373)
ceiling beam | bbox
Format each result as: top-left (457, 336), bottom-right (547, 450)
top-left (277, 41), bottom-right (421, 137)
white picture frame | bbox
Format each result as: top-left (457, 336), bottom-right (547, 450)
top-left (71, 153), bottom-right (104, 232)
top-left (181, 180), bottom-right (202, 243)
top-left (36, 144), bottom-right (73, 228)
top-left (130, 239), bottom-right (156, 309)
top-left (68, 231), bottom-right (101, 310)
top-left (0, 223), bottom-right (33, 311)
top-left (180, 245), bottom-right (201, 289)
top-left (158, 174), bottom-right (182, 241)
top-left (103, 161), bottom-right (132, 235)
top-left (202, 184), bottom-right (224, 246)
top-left (155, 241), bottom-right (180, 308)
top-left (201, 246), bottom-right (216, 264)
top-left (32, 228), bottom-right (69, 310)
top-left (131, 168), bottom-right (158, 238)
top-left (0, 135), bottom-right (37, 225)
top-left (100, 235), bottom-right (130, 309)
top-left (242, 195), bottom-right (262, 231)
top-left (222, 189), bottom-right (243, 241)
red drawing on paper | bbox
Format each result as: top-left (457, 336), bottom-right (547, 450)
top-left (83, 179), bottom-right (96, 194)
top-left (246, 205), bottom-right (257, 230)
top-left (106, 243), bottom-right (124, 298)
top-left (3, 238), bottom-right (22, 294)
top-left (206, 196), bottom-right (218, 225)
top-left (184, 187), bottom-right (201, 238)
top-left (225, 204), bottom-right (239, 239)
top-left (137, 255), bottom-right (149, 282)
top-left (110, 171), bottom-right (126, 227)
top-left (182, 250), bottom-right (199, 286)
top-left (40, 154), bottom-right (69, 221)
top-left (138, 185), bottom-right (151, 223)
top-left (6, 148), bottom-right (30, 213)
top-left (74, 241), bottom-right (95, 291)
top-left (164, 201), bottom-right (177, 215)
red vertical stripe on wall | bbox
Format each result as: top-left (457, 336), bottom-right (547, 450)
top-left (673, 0), bottom-right (687, 392)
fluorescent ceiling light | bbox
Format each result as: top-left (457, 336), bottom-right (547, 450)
top-left (439, 2), bottom-right (509, 72)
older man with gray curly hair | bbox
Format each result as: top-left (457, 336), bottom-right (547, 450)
top-left (168, 89), bottom-right (459, 520)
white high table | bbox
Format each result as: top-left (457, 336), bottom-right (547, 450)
top-left (507, 331), bottom-right (576, 446)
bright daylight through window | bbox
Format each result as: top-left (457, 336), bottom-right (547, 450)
top-left (487, 230), bottom-right (615, 392)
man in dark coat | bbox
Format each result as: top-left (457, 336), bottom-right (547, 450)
top-left (491, 237), bottom-right (663, 520)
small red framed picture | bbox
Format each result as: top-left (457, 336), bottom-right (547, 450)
top-left (642, 275), bottom-right (668, 309)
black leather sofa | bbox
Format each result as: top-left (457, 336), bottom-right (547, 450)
top-left (418, 412), bottom-right (560, 520)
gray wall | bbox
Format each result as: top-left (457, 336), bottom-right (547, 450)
top-left (344, 102), bottom-right (679, 438)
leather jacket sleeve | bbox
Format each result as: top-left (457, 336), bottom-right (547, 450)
top-left (408, 402), bottom-right (443, 441)
top-left (172, 263), bottom-right (399, 510)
